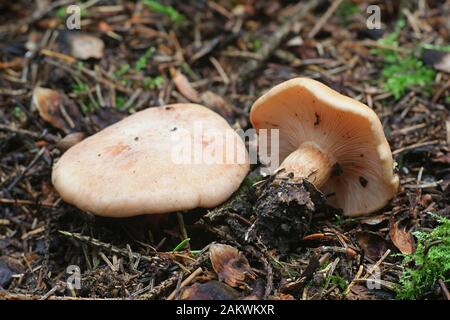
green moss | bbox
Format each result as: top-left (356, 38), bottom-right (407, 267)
top-left (135, 47), bottom-right (156, 73)
top-left (12, 106), bottom-right (27, 122)
top-left (56, 3), bottom-right (87, 19)
top-left (113, 64), bottom-right (130, 79)
top-left (336, 0), bottom-right (359, 19)
top-left (372, 18), bottom-right (435, 99)
top-left (421, 44), bottom-right (450, 52)
top-left (72, 82), bottom-right (89, 94)
top-left (382, 57), bottom-right (435, 99)
top-left (329, 275), bottom-right (349, 291)
top-left (143, 76), bottom-right (164, 90)
top-left (397, 215), bottom-right (450, 299)
top-left (143, 0), bottom-right (184, 24)
top-left (115, 95), bottom-right (127, 110)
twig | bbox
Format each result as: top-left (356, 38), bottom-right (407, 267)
top-left (0, 198), bottom-right (56, 208)
top-left (239, 0), bottom-right (319, 81)
top-left (438, 279), bottom-right (450, 300)
top-left (5, 147), bottom-right (46, 192)
top-left (166, 267), bottom-right (203, 300)
top-left (0, 124), bottom-right (57, 142)
top-left (308, 0), bottom-right (343, 38)
top-left (345, 265), bottom-right (364, 296)
top-left (362, 249), bottom-right (391, 280)
top-left (392, 140), bottom-right (440, 155)
top-left (177, 212), bottom-right (190, 250)
top-left (58, 230), bottom-right (163, 265)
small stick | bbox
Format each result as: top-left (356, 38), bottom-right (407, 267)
top-left (239, 0), bottom-right (319, 81)
top-left (345, 265), bottom-right (364, 296)
top-left (308, 0), bottom-right (343, 38)
top-left (5, 147), bottom-right (46, 192)
top-left (438, 279), bottom-right (450, 300)
top-left (393, 140), bottom-right (440, 155)
top-left (177, 212), bottom-right (190, 249)
top-left (0, 198), bottom-right (56, 208)
top-left (166, 267), bottom-right (203, 300)
top-left (362, 249), bottom-right (391, 280)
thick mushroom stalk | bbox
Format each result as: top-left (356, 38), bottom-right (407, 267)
top-left (278, 142), bottom-right (333, 188)
top-left (247, 77), bottom-right (399, 250)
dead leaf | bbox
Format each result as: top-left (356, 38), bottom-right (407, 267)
top-left (200, 91), bottom-right (233, 120)
top-left (32, 87), bottom-right (82, 133)
top-left (209, 243), bottom-right (256, 288)
top-left (180, 281), bottom-right (240, 300)
top-left (389, 217), bottom-right (415, 254)
top-left (269, 293), bottom-right (295, 300)
top-left (355, 231), bottom-right (388, 260)
top-left (171, 69), bottom-right (200, 102)
top-left (68, 33), bottom-right (104, 60)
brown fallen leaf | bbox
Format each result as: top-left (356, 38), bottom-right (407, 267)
top-left (32, 87), bottom-right (82, 133)
top-left (209, 243), bottom-right (256, 288)
top-left (180, 281), bottom-right (240, 300)
top-left (355, 231), bottom-right (389, 260)
top-left (200, 91), bottom-right (233, 121)
top-left (269, 293), bottom-right (295, 300)
top-left (171, 68), bottom-right (200, 102)
top-left (389, 217), bottom-right (415, 254)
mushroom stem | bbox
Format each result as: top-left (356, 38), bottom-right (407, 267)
top-left (278, 142), bottom-right (334, 188)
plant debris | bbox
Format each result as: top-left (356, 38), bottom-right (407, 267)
top-left (209, 243), bottom-right (256, 288)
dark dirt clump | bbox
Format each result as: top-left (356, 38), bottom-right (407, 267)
top-left (248, 173), bottom-right (339, 254)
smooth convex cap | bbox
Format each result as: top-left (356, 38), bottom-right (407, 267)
top-left (52, 103), bottom-right (249, 217)
top-left (250, 78), bottom-right (399, 217)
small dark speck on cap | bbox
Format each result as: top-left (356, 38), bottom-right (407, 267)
top-left (97, 153), bottom-right (101, 157)
top-left (165, 106), bottom-right (173, 110)
top-left (171, 127), bottom-right (177, 132)
top-left (134, 137), bottom-right (139, 141)
top-left (359, 176), bottom-right (368, 188)
top-left (314, 112), bottom-right (320, 126)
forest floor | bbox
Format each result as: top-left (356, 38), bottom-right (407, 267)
top-left (0, 0), bottom-right (449, 300)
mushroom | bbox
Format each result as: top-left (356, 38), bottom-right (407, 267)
top-left (52, 103), bottom-right (249, 217)
top-left (250, 78), bottom-right (399, 216)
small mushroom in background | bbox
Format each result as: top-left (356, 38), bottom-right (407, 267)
top-left (52, 103), bottom-right (249, 217)
top-left (56, 132), bottom-right (86, 152)
top-left (250, 78), bottom-right (399, 217)
top-left (422, 49), bottom-right (450, 74)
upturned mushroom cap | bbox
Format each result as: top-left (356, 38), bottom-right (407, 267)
top-left (52, 103), bottom-right (249, 217)
top-left (250, 78), bottom-right (399, 217)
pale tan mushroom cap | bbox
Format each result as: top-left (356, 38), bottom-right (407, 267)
top-left (250, 78), bottom-right (399, 217)
top-left (52, 104), bottom-right (249, 217)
